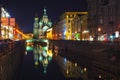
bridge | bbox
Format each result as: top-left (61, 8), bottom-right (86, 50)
top-left (13, 28), bottom-right (30, 39)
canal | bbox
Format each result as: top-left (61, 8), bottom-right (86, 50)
top-left (15, 40), bottom-right (85, 80)
top-left (14, 40), bottom-right (119, 80)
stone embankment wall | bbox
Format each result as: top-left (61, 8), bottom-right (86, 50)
top-left (49, 40), bottom-right (120, 53)
top-left (49, 40), bottom-right (120, 80)
top-left (0, 40), bottom-right (26, 80)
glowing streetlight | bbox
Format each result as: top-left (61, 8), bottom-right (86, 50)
top-left (98, 27), bottom-right (101, 32)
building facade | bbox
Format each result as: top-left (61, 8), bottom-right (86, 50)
top-left (57, 12), bottom-right (88, 40)
top-left (72, 14), bottom-right (89, 40)
top-left (87, 0), bottom-right (120, 41)
top-left (1, 7), bottom-right (23, 40)
top-left (52, 19), bottom-right (66, 40)
top-left (33, 8), bottom-right (52, 39)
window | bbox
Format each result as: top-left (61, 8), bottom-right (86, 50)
top-left (68, 20), bottom-right (70, 23)
top-left (70, 14), bottom-right (73, 17)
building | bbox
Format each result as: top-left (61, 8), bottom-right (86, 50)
top-left (72, 14), bottom-right (89, 40)
top-left (33, 8), bottom-right (52, 39)
top-left (33, 14), bottom-right (39, 39)
top-left (52, 23), bottom-right (59, 40)
top-left (46, 28), bottom-right (52, 39)
top-left (53, 12), bottom-right (88, 40)
top-left (0, 7), bottom-right (23, 40)
top-left (52, 20), bottom-right (66, 40)
top-left (87, 0), bottom-right (120, 41)
top-left (1, 7), bottom-right (12, 39)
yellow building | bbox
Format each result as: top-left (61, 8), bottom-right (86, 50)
top-left (72, 14), bottom-right (89, 40)
top-left (60, 12), bottom-right (88, 40)
top-left (46, 28), bottom-right (53, 39)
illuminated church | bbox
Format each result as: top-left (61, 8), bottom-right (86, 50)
top-left (33, 8), bottom-right (52, 39)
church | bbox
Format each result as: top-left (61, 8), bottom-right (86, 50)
top-left (33, 8), bottom-right (52, 39)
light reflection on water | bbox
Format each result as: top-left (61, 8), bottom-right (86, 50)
top-left (26, 41), bottom-right (86, 79)
top-left (54, 55), bottom-right (88, 79)
top-left (26, 42), bottom-right (53, 75)
top-left (25, 41), bottom-right (119, 80)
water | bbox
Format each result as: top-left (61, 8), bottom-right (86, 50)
top-left (15, 40), bottom-right (119, 80)
top-left (16, 41), bottom-right (84, 80)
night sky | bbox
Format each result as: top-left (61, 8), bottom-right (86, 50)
top-left (1, 0), bottom-right (87, 33)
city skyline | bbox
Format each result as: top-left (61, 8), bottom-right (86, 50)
top-left (1, 0), bottom-right (87, 33)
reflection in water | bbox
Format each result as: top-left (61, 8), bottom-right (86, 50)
top-left (25, 41), bottom-right (118, 80)
top-left (26, 40), bottom-right (53, 75)
top-left (54, 55), bottom-right (88, 79)
top-left (26, 44), bottom-right (33, 51)
top-left (25, 51), bottom-right (28, 55)
top-left (26, 40), bottom-right (87, 79)
top-left (33, 44), bottom-right (53, 74)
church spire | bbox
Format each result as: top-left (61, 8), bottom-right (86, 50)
top-left (35, 12), bottom-right (38, 17)
top-left (43, 7), bottom-right (47, 16)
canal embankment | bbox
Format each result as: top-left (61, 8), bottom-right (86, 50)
top-left (0, 40), bottom-right (26, 80)
top-left (49, 40), bottom-right (120, 80)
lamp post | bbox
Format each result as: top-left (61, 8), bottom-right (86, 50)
top-left (98, 27), bottom-right (101, 40)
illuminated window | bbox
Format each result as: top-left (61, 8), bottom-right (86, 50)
top-left (66, 15), bottom-right (69, 18)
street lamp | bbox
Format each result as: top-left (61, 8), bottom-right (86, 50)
top-left (98, 27), bottom-right (101, 32)
top-left (98, 27), bottom-right (101, 40)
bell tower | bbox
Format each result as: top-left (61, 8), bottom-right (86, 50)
top-left (39, 7), bottom-right (52, 38)
top-left (33, 13), bottom-right (39, 39)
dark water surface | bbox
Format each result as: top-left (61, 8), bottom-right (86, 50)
top-left (17, 52), bottom-right (65, 80)
top-left (15, 43), bottom-right (84, 80)
top-left (15, 40), bottom-right (119, 80)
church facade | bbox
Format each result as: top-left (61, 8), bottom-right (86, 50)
top-left (33, 8), bottom-right (52, 39)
